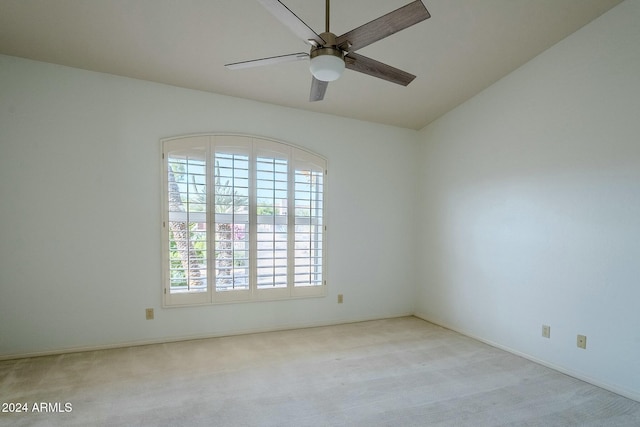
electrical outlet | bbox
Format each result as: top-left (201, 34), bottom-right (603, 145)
top-left (145, 308), bottom-right (154, 320)
top-left (542, 325), bottom-right (550, 338)
top-left (577, 334), bottom-right (587, 349)
top-left (337, 294), bottom-right (343, 304)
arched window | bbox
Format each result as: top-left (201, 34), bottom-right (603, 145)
top-left (162, 135), bottom-right (326, 306)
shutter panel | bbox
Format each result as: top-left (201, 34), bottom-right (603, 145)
top-left (213, 152), bottom-right (250, 291)
top-left (212, 136), bottom-right (252, 302)
top-left (163, 136), bottom-right (210, 306)
top-left (255, 141), bottom-right (290, 296)
top-left (293, 151), bottom-right (325, 291)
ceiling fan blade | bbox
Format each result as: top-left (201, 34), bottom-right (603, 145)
top-left (336, 1), bottom-right (430, 52)
top-left (345, 52), bottom-right (416, 86)
top-left (309, 77), bottom-right (329, 102)
top-left (225, 52), bottom-right (309, 70)
top-left (257, 0), bottom-right (325, 46)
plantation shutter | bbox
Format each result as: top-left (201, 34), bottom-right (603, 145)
top-left (163, 135), bottom-right (326, 306)
top-left (211, 136), bottom-right (252, 302)
top-left (163, 136), bottom-right (210, 306)
top-left (292, 150), bottom-right (325, 296)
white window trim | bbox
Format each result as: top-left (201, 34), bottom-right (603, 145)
top-left (161, 134), bottom-right (327, 307)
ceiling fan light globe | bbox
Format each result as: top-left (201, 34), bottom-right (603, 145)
top-left (310, 54), bottom-right (345, 82)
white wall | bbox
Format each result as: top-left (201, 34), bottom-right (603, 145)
top-left (0, 54), bottom-right (418, 357)
top-left (416, 0), bottom-right (640, 400)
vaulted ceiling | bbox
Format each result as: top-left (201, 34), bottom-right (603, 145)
top-left (0, 0), bottom-right (623, 129)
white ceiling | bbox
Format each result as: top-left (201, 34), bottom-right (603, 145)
top-left (0, 0), bottom-right (622, 129)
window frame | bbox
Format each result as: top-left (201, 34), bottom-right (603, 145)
top-left (161, 134), bottom-right (327, 307)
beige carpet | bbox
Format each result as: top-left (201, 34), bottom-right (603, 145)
top-left (1, 317), bottom-right (639, 426)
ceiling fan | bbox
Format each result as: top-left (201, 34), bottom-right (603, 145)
top-left (225, 0), bottom-right (431, 102)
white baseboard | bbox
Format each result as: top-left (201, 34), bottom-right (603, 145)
top-left (5, 310), bottom-right (637, 404)
top-left (413, 311), bottom-right (640, 404)
top-left (0, 312), bottom-right (414, 361)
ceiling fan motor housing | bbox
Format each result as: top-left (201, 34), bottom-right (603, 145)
top-left (309, 31), bottom-right (345, 82)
